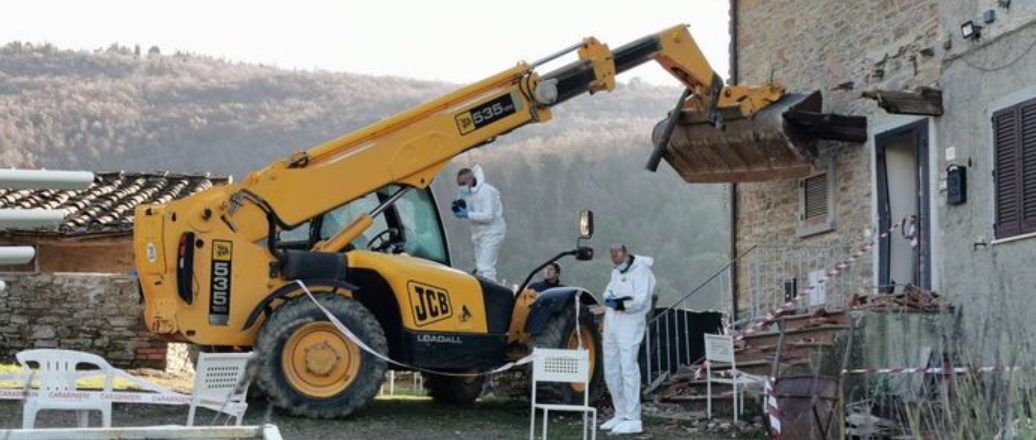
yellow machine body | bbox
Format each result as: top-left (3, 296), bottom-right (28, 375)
top-left (133, 24), bottom-right (798, 416)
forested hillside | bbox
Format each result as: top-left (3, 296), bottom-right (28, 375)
top-left (0, 42), bottom-right (729, 309)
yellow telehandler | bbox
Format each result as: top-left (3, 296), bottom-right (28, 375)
top-left (133, 25), bottom-right (812, 418)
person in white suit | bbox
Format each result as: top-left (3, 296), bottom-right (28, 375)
top-left (600, 244), bottom-right (655, 435)
top-left (452, 165), bottom-right (506, 281)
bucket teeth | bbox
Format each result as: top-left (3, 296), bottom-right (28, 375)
top-left (651, 91), bottom-right (827, 183)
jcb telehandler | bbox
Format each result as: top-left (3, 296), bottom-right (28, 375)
top-left (133, 25), bottom-right (811, 418)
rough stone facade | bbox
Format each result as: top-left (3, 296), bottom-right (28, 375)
top-left (733, 0), bottom-right (943, 316)
top-left (0, 273), bottom-right (167, 369)
top-left (732, 0), bottom-right (1036, 360)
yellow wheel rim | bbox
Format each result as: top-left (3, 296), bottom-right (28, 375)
top-left (567, 326), bottom-right (596, 393)
top-left (282, 322), bottom-right (361, 398)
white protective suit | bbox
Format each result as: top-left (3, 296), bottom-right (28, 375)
top-left (460, 165), bottom-right (506, 281)
top-left (602, 255), bottom-right (655, 433)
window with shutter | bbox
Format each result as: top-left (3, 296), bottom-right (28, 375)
top-left (993, 98), bottom-right (1036, 239)
top-left (804, 174), bottom-right (828, 220)
top-left (797, 159), bottom-right (836, 238)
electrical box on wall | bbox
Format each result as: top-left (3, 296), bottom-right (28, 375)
top-left (947, 165), bottom-right (967, 205)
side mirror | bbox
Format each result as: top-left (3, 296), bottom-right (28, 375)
top-left (579, 210), bottom-right (594, 239)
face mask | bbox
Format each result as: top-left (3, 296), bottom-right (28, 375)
top-left (615, 255), bottom-right (635, 273)
top-left (615, 259), bottom-right (631, 273)
top-left (457, 186), bottom-right (472, 197)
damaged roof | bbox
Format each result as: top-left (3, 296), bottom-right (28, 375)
top-left (0, 171), bottom-right (229, 236)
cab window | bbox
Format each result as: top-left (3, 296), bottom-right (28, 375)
top-left (319, 193), bottom-right (388, 250)
top-left (394, 188), bottom-right (449, 264)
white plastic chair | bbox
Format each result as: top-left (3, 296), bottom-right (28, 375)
top-left (704, 334), bottom-right (759, 423)
top-left (187, 352), bottom-right (254, 426)
top-left (529, 348), bottom-right (596, 440)
top-left (17, 349), bottom-right (114, 429)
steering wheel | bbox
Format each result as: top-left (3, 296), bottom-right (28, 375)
top-left (367, 228), bottom-right (400, 253)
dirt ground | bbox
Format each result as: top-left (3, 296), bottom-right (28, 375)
top-left (0, 396), bottom-right (740, 440)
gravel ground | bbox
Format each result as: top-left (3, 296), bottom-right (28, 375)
top-left (0, 396), bottom-right (735, 439)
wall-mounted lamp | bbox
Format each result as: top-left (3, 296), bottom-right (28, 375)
top-left (961, 20), bottom-right (982, 40)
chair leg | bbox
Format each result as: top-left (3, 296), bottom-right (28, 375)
top-left (591, 410), bottom-right (597, 440)
top-left (706, 380), bottom-right (712, 419)
top-left (530, 403), bottom-right (538, 438)
top-left (542, 409), bottom-right (549, 440)
top-left (21, 405), bottom-right (36, 429)
top-left (582, 411), bottom-right (588, 440)
top-left (76, 410), bottom-right (89, 428)
top-left (732, 383), bottom-right (739, 424)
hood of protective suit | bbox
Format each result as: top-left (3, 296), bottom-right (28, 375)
top-left (631, 255), bottom-right (653, 269)
top-left (618, 254), bottom-right (653, 273)
top-left (471, 164), bottom-right (487, 192)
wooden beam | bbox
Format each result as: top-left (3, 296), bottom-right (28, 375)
top-left (785, 111), bottom-right (869, 143)
top-left (862, 87), bottom-right (944, 116)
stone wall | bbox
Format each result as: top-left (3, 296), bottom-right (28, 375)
top-left (0, 273), bottom-right (167, 369)
top-left (734, 0), bottom-right (943, 313)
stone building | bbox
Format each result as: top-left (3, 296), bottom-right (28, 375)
top-left (0, 171), bottom-right (227, 368)
top-left (730, 0), bottom-right (942, 323)
top-left (727, 0), bottom-right (1036, 356)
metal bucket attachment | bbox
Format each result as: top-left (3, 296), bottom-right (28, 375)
top-left (651, 91), bottom-right (831, 183)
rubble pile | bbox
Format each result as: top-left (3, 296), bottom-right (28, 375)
top-left (849, 284), bottom-right (948, 313)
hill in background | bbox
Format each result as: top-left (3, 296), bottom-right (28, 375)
top-left (0, 42), bottom-right (730, 310)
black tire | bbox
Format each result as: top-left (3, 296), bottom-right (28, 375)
top-left (424, 373), bottom-right (485, 405)
top-left (530, 303), bottom-right (602, 404)
top-left (256, 295), bottom-right (388, 419)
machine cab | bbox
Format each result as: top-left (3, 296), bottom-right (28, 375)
top-left (277, 185), bottom-right (451, 266)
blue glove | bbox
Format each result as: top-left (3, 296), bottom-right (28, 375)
top-left (604, 298), bottom-right (619, 310)
top-left (453, 208), bottom-right (469, 219)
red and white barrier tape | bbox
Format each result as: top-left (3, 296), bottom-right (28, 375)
top-left (765, 376), bottom-right (781, 440)
top-left (689, 217), bottom-right (921, 381)
top-left (296, 280), bottom-right (535, 377)
top-left (841, 364), bottom-right (1029, 376)
top-left (735, 215), bottom-right (918, 342)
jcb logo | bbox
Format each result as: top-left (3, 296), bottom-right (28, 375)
top-left (455, 113), bottom-right (476, 135)
top-left (408, 282), bottom-right (452, 327)
top-left (213, 241), bottom-right (232, 261)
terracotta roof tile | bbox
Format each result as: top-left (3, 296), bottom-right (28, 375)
top-left (0, 171), bottom-right (230, 236)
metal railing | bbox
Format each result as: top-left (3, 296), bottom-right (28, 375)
top-left (743, 243), bottom-right (862, 324)
top-left (641, 247), bottom-right (755, 392)
top-left (639, 242), bottom-right (867, 392)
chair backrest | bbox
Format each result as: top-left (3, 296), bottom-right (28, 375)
top-left (704, 334), bottom-right (736, 365)
top-left (193, 352), bottom-right (254, 403)
top-left (16, 349), bottom-right (114, 393)
top-left (532, 348), bottom-right (590, 385)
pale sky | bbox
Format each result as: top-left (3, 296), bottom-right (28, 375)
top-left (0, 0), bottom-right (731, 85)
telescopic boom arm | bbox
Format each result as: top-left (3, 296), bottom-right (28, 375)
top-left (222, 25), bottom-right (785, 252)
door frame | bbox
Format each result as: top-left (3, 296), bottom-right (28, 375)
top-left (875, 119), bottom-right (932, 291)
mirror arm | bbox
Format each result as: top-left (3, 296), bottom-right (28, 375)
top-left (515, 250), bottom-right (578, 297)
